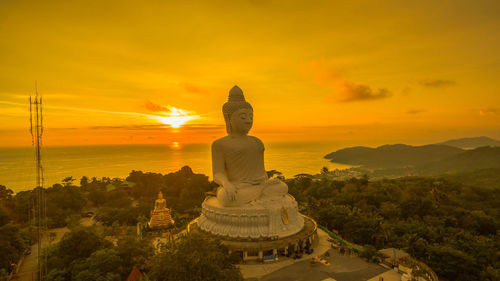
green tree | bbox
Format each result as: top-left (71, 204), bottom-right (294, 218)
top-left (13, 190), bottom-right (33, 223)
top-left (266, 170), bottom-right (283, 179)
top-left (149, 233), bottom-right (242, 281)
top-left (62, 177), bottom-right (75, 187)
top-left (44, 184), bottom-right (86, 228)
top-left (80, 176), bottom-right (89, 187)
top-left (0, 185), bottom-right (13, 201)
top-left (46, 227), bottom-right (112, 275)
top-left (427, 244), bottom-right (478, 281)
top-left (73, 249), bottom-right (123, 281)
top-left (321, 166), bottom-right (329, 174)
top-left (0, 268), bottom-right (9, 281)
top-left (360, 244), bottom-right (380, 262)
top-left (43, 268), bottom-right (67, 281)
top-left (0, 209), bottom-right (9, 226)
top-left (116, 235), bottom-right (154, 275)
top-left (0, 223), bottom-right (28, 274)
top-left (88, 186), bottom-right (107, 206)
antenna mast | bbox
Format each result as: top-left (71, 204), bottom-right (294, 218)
top-left (30, 81), bottom-right (46, 280)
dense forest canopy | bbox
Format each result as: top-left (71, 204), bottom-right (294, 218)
top-left (1, 165), bottom-right (499, 281)
top-left (287, 174), bottom-right (500, 281)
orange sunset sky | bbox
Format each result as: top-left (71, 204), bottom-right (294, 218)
top-left (1, 0), bottom-right (499, 147)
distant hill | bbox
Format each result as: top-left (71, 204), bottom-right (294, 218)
top-left (324, 144), bottom-right (464, 169)
top-left (435, 136), bottom-right (500, 149)
top-left (418, 146), bottom-right (500, 175)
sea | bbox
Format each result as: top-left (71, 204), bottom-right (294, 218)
top-left (0, 142), bottom-right (351, 193)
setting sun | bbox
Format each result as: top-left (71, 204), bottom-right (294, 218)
top-left (152, 105), bottom-right (199, 128)
top-left (156, 116), bottom-right (195, 128)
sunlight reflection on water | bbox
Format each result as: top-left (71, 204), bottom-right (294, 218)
top-left (0, 142), bottom-right (351, 192)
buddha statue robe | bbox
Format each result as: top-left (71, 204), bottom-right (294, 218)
top-left (213, 135), bottom-right (288, 207)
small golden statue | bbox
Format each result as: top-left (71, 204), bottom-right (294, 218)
top-left (148, 191), bottom-right (175, 229)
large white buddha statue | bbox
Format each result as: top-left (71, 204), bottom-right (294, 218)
top-left (213, 86), bottom-right (288, 207)
top-left (197, 86), bottom-right (304, 239)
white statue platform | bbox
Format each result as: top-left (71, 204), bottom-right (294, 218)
top-left (198, 194), bottom-right (304, 239)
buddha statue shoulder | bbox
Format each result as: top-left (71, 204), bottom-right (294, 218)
top-left (212, 85), bottom-right (287, 207)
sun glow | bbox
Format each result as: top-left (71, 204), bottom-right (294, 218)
top-left (157, 116), bottom-right (195, 128)
top-left (153, 106), bottom-right (199, 128)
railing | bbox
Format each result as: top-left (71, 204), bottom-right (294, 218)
top-left (317, 225), bottom-right (362, 253)
top-left (318, 226), bottom-right (438, 281)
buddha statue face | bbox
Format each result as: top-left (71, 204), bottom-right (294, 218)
top-left (222, 85), bottom-right (253, 135)
top-left (229, 107), bottom-right (253, 136)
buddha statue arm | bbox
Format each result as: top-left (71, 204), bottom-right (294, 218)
top-left (212, 141), bottom-right (237, 201)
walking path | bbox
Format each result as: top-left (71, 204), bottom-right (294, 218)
top-left (239, 228), bottom-right (331, 279)
top-left (241, 229), bottom-right (401, 281)
top-left (367, 269), bottom-right (401, 281)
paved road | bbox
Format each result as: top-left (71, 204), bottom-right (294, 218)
top-left (11, 217), bottom-right (94, 281)
top-left (368, 270), bottom-right (401, 281)
top-left (240, 229), bottom-right (333, 279)
top-left (241, 229), bottom-right (395, 281)
top-left (12, 227), bottom-right (70, 281)
top-left (255, 249), bottom-right (387, 281)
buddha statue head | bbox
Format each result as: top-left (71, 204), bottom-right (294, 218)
top-left (223, 86), bottom-right (253, 135)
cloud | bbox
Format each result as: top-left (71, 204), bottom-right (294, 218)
top-left (406, 109), bottom-right (426, 114)
top-left (90, 123), bottom-right (223, 131)
top-left (144, 100), bottom-right (196, 116)
top-left (301, 60), bottom-right (343, 85)
top-left (0, 100), bottom-right (25, 107)
top-left (419, 79), bottom-right (456, 88)
top-left (182, 124), bottom-right (224, 131)
top-left (335, 81), bottom-right (391, 102)
top-left (143, 101), bottom-right (200, 127)
top-left (3, 98), bottom-right (202, 128)
top-left (1, 99), bottom-right (155, 118)
top-left (401, 87), bottom-right (411, 96)
top-left (145, 100), bottom-right (169, 112)
top-left (19, 93), bottom-right (77, 100)
top-left (91, 124), bottom-right (169, 130)
top-left (302, 60), bottom-right (392, 103)
top-left (182, 83), bottom-right (210, 95)
top-left (479, 108), bottom-right (497, 116)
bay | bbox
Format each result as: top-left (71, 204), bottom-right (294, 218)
top-left (0, 142), bottom-right (350, 193)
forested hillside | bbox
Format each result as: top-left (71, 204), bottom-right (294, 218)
top-left (1, 167), bottom-right (499, 280)
top-left (287, 175), bottom-right (500, 281)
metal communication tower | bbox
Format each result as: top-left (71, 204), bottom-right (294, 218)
top-left (29, 81), bottom-right (46, 281)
